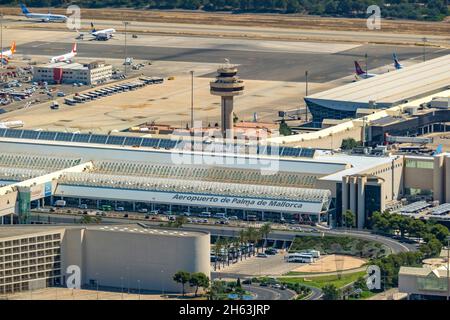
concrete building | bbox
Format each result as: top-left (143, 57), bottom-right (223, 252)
top-left (305, 55), bottom-right (450, 123)
top-left (210, 64), bottom-right (245, 138)
top-left (268, 88), bottom-right (450, 149)
top-left (399, 249), bottom-right (450, 300)
top-left (0, 224), bottom-right (210, 295)
top-left (33, 60), bottom-right (112, 85)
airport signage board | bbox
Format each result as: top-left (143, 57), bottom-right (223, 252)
top-left (169, 193), bottom-right (322, 213)
top-left (30, 181), bottom-right (53, 201)
top-left (55, 185), bottom-right (324, 214)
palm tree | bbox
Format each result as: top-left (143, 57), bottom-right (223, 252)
top-left (232, 237), bottom-right (241, 263)
top-left (224, 238), bottom-right (232, 267)
top-left (214, 237), bottom-right (223, 271)
top-left (259, 223), bottom-right (272, 251)
top-left (238, 229), bottom-right (248, 260)
top-left (246, 227), bottom-right (259, 256)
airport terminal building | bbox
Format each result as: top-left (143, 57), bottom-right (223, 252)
top-left (305, 55), bottom-right (450, 123)
top-left (1, 128), bottom-right (449, 229)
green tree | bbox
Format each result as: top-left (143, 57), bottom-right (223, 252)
top-left (238, 229), bottom-right (248, 260)
top-left (173, 270), bottom-right (191, 296)
top-left (341, 138), bottom-right (361, 150)
top-left (343, 210), bottom-right (356, 228)
top-left (353, 276), bottom-right (367, 291)
top-left (80, 215), bottom-right (102, 224)
top-left (427, 223), bottom-right (450, 244)
top-left (322, 284), bottom-right (339, 300)
top-left (189, 272), bottom-right (210, 296)
top-left (173, 215), bottom-right (187, 228)
top-left (207, 280), bottom-right (226, 300)
top-left (279, 119), bottom-right (292, 136)
top-left (245, 227), bottom-right (260, 255)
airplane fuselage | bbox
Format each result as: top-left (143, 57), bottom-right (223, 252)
top-left (24, 13), bottom-right (67, 22)
top-left (50, 53), bottom-right (75, 63)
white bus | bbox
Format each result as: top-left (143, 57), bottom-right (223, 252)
top-left (286, 253), bottom-right (315, 263)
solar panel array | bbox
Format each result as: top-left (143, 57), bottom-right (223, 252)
top-left (0, 129), bottom-right (316, 158)
top-left (395, 201), bottom-right (430, 214)
top-left (430, 203), bottom-right (450, 216)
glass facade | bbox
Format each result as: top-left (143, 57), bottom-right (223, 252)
top-left (306, 101), bottom-right (358, 122)
top-left (364, 184), bottom-right (381, 228)
top-left (417, 276), bottom-right (448, 292)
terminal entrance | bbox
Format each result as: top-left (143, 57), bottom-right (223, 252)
top-left (31, 196), bottom-right (323, 225)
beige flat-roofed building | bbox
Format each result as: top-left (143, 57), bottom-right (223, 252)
top-left (33, 60), bottom-right (112, 85)
top-left (0, 225), bottom-right (210, 295)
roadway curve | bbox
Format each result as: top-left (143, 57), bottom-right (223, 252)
top-left (242, 285), bottom-right (296, 301)
top-left (29, 212), bottom-right (416, 254)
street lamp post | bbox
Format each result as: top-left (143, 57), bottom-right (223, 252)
top-left (305, 70), bottom-right (309, 122)
top-left (422, 37), bottom-right (427, 62)
top-left (365, 53), bottom-right (368, 79)
top-left (447, 236), bottom-right (450, 301)
top-left (120, 276), bottom-right (124, 300)
top-left (137, 280), bottom-right (141, 300)
top-left (123, 21), bottom-right (130, 75)
top-left (1, 13), bottom-right (3, 69)
top-left (190, 70), bottom-right (194, 130)
top-left (161, 269), bottom-right (165, 298)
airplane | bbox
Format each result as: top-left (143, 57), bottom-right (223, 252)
top-left (393, 53), bottom-right (403, 70)
top-left (20, 3), bottom-right (67, 23)
top-left (50, 43), bottom-right (77, 63)
top-left (0, 41), bottom-right (16, 65)
top-left (354, 61), bottom-right (377, 79)
top-left (77, 23), bottom-right (116, 41)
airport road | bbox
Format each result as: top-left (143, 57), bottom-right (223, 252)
top-left (29, 212), bottom-right (416, 254)
top-left (17, 41), bottom-right (450, 82)
top-left (242, 284), bottom-right (297, 300)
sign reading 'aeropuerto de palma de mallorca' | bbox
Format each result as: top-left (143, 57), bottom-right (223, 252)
top-left (170, 193), bottom-right (322, 214)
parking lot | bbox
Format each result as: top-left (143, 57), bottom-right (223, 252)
top-left (213, 251), bottom-right (297, 277)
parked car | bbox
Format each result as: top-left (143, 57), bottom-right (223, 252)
top-left (149, 210), bottom-right (159, 215)
top-left (116, 207), bottom-right (125, 211)
top-left (78, 204), bottom-right (88, 209)
top-left (181, 212), bottom-right (191, 216)
top-left (265, 248), bottom-right (278, 255)
top-left (228, 216), bottom-right (239, 220)
top-left (199, 212), bottom-right (211, 218)
top-left (137, 208), bottom-right (148, 213)
top-left (257, 253), bottom-right (268, 258)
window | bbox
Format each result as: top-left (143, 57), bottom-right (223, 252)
top-left (405, 159), bottom-right (433, 169)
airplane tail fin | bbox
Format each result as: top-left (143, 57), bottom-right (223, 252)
top-left (433, 144), bottom-right (443, 155)
top-left (71, 43), bottom-right (77, 54)
top-left (20, 3), bottom-right (30, 14)
top-left (91, 22), bottom-right (96, 33)
top-left (10, 41), bottom-right (16, 54)
top-left (354, 61), bottom-right (365, 75)
top-left (393, 53), bottom-right (402, 69)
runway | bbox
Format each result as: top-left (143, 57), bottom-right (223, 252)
top-left (17, 40), bottom-right (450, 82)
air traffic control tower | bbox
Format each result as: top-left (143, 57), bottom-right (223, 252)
top-left (210, 62), bottom-right (245, 138)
